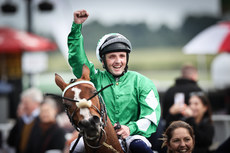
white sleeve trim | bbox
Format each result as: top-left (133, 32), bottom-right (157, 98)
top-left (145, 112), bottom-right (158, 125)
top-left (136, 118), bottom-right (151, 132)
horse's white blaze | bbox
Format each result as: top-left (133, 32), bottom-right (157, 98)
top-left (72, 87), bottom-right (92, 120)
top-left (80, 108), bottom-right (91, 120)
top-left (72, 87), bottom-right (82, 100)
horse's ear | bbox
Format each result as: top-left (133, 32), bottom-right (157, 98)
top-left (81, 64), bottom-right (90, 81)
top-left (55, 73), bottom-right (67, 91)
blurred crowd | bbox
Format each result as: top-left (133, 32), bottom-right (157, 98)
top-left (160, 64), bottom-right (215, 153)
top-left (0, 64), bottom-right (229, 153)
top-left (150, 64), bottom-right (230, 153)
top-left (0, 87), bottom-right (78, 153)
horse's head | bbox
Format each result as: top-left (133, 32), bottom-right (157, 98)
top-left (55, 64), bottom-right (105, 141)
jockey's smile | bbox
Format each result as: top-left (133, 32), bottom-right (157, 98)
top-left (103, 52), bottom-right (127, 76)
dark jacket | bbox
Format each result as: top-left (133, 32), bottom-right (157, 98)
top-left (162, 78), bottom-right (202, 121)
top-left (7, 117), bottom-right (66, 153)
top-left (27, 120), bottom-right (66, 153)
top-left (186, 117), bottom-right (214, 153)
top-left (7, 117), bottom-right (38, 153)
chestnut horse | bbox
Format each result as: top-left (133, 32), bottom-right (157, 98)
top-left (54, 64), bottom-right (124, 153)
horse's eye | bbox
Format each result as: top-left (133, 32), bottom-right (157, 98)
top-left (69, 78), bottom-right (77, 83)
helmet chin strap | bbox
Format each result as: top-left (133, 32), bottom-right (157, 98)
top-left (101, 53), bottom-right (129, 78)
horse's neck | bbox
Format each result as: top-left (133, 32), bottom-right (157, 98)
top-left (102, 118), bottom-right (124, 153)
top-left (85, 117), bottom-right (124, 153)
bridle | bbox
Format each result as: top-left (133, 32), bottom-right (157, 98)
top-left (46, 80), bottom-right (113, 149)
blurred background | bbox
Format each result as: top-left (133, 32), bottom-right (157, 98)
top-left (0, 0), bottom-right (230, 152)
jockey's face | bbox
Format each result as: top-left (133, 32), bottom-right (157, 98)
top-left (103, 52), bottom-right (127, 76)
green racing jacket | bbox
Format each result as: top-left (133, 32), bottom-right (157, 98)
top-left (68, 22), bottom-right (161, 138)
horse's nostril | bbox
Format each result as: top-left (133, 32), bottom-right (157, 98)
top-left (78, 119), bottom-right (90, 128)
top-left (91, 115), bottom-right (100, 124)
top-left (78, 116), bottom-right (100, 130)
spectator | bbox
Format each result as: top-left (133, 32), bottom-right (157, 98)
top-left (167, 92), bottom-right (214, 153)
top-left (26, 97), bottom-right (66, 153)
top-left (162, 120), bottom-right (195, 153)
top-left (162, 64), bottom-right (202, 128)
top-left (7, 87), bottom-right (43, 153)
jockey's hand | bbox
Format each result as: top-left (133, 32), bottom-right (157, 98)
top-left (114, 123), bottom-right (130, 139)
top-left (73, 10), bottom-right (89, 24)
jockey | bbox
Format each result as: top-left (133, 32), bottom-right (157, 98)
top-left (68, 10), bottom-right (161, 153)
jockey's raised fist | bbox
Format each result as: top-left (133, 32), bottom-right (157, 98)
top-left (74, 10), bottom-right (89, 24)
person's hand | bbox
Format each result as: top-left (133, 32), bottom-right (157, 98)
top-left (114, 123), bottom-right (130, 139)
top-left (73, 10), bottom-right (89, 24)
top-left (181, 106), bottom-right (194, 117)
top-left (169, 103), bottom-right (186, 115)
